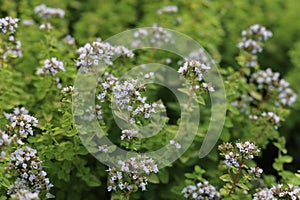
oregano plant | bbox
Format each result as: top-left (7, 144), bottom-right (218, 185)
top-left (1, 1), bottom-right (300, 200)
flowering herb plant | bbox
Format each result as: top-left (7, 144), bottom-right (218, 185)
top-left (1, 1), bottom-right (300, 200)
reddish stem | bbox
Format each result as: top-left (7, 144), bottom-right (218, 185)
top-left (229, 158), bottom-right (244, 195)
top-left (256, 124), bottom-right (268, 140)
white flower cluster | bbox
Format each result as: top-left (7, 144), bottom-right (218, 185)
top-left (107, 155), bottom-right (158, 192)
top-left (22, 19), bottom-right (35, 26)
top-left (37, 57), bottom-right (65, 76)
top-left (4, 39), bottom-right (23, 59)
top-left (34, 4), bottom-right (65, 19)
top-left (112, 80), bottom-right (164, 121)
top-left (239, 39), bottom-right (263, 54)
top-left (121, 129), bottom-right (138, 140)
top-left (169, 139), bottom-right (182, 149)
top-left (238, 24), bottom-right (272, 54)
top-left (182, 181), bottom-right (220, 200)
top-left (188, 48), bottom-right (214, 65)
top-left (151, 24), bottom-right (174, 46)
top-left (249, 167), bottom-right (263, 178)
top-left (118, 155), bottom-right (159, 174)
top-left (0, 129), bottom-right (12, 146)
top-left (0, 16), bottom-right (22, 66)
top-left (157, 5), bottom-right (178, 15)
top-left (236, 141), bottom-right (260, 159)
top-left (10, 189), bottom-right (39, 200)
top-left (253, 184), bottom-right (300, 200)
top-left (76, 41), bottom-right (134, 70)
top-left (178, 60), bottom-right (210, 81)
top-left (63, 35), bottom-right (75, 45)
top-left (144, 72), bottom-right (154, 79)
top-left (99, 75), bottom-right (162, 116)
top-left (62, 85), bottom-right (74, 93)
top-left (97, 73), bottom-right (118, 102)
top-left (112, 81), bottom-right (165, 140)
top-left (231, 94), bottom-right (254, 115)
top-left (96, 73), bottom-right (165, 142)
top-left (242, 24), bottom-right (273, 42)
top-left (0, 129), bottom-right (13, 158)
top-left (219, 141), bottom-right (260, 168)
top-left (178, 59), bottom-right (214, 92)
top-left (8, 146), bottom-right (53, 198)
top-left (39, 22), bottom-right (53, 30)
top-left (238, 24), bottom-right (272, 67)
top-left (250, 111), bottom-right (281, 130)
top-left (133, 102), bottom-right (164, 119)
top-left (55, 78), bottom-right (62, 89)
top-left (2, 108), bottom-right (52, 198)
top-left (0, 16), bottom-right (19, 34)
top-left (251, 68), bottom-right (280, 90)
top-left (262, 111), bottom-right (280, 129)
top-left (224, 151), bottom-right (240, 168)
top-left (132, 28), bottom-right (148, 41)
top-left (4, 107), bottom-right (38, 142)
top-left (113, 79), bottom-right (145, 109)
top-left (165, 58), bottom-right (172, 64)
top-left (250, 68), bottom-right (297, 107)
top-left (98, 145), bottom-right (109, 153)
top-left (132, 24), bottom-right (173, 48)
top-left (80, 105), bottom-right (102, 121)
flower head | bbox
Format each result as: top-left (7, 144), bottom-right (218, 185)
top-left (0, 16), bottom-right (19, 34)
top-left (37, 57), bottom-right (65, 76)
top-left (4, 107), bottom-right (38, 139)
top-left (34, 4), bottom-right (65, 19)
top-left (8, 146), bottom-right (53, 198)
top-left (157, 5), bottom-right (178, 15)
top-left (182, 181), bottom-right (220, 200)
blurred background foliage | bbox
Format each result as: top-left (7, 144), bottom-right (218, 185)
top-left (1, 0), bottom-right (300, 199)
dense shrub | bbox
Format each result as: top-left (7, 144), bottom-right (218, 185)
top-left (1, 0), bottom-right (300, 199)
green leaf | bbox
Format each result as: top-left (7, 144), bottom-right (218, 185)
top-left (158, 169), bottom-right (169, 184)
top-left (274, 138), bottom-right (287, 154)
top-left (196, 95), bottom-right (206, 105)
top-left (280, 170), bottom-right (300, 185)
top-left (85, 174), bottom-right (102, 187)
top-left (220, 128), bottom-right (231, 142)
top-left (224, 117), bottom-right (233, 128)
top-left (220, 174), bottom-right (231, 182)
top-left (278, 155), bottom-right (293, 163)
top-left (249, 91), bottom-right (262, 101)
top-left (227, 104), bottom-right (240, 115)
top-left (263, 175), bottom-right (276, 185)
top-left (148, 173), bottom-right (160, 184)
top-left (238, 183), bottom-right (249, 190)
top-left (273, 155), bottom-right (293, 171)
top-left (63, 150), bottom-right (74, 161)
top-left (273, 161), bottom-right (283, 171)
top-left (77, 145), bottom-right (89, 155)
top-left (0, 196), bottom-right (7, 200)
top-left (219, 188), bottom-right (229, 196)
top-left (184, 173), bottom-right (194, 179)
top-left (194, 165), bottom-right (205, 175)
top-left (0, 177), bottom-right (10, 188)
top-left (46, 193), bottom-right (56, 199)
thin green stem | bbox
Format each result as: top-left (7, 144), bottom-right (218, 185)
top-left (50, 77), bottom-right (54, 105)
top-left (1, 32), bottom-right (7, 67)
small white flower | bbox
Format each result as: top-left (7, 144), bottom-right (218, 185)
top-left (157, 5), bottom-right (178, 15)
top-left (0, 16), bottom-right (19, 34)
top-left (34, 4), bottom-right (65, 19)
top-left (37, 57), bottom-right (65, 76)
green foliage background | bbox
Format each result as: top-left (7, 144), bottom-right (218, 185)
top-left (0, 0), bottom-right (300, 199)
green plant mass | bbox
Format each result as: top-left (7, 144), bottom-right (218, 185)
top-left (1, 0), bottom-right (300, 199)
